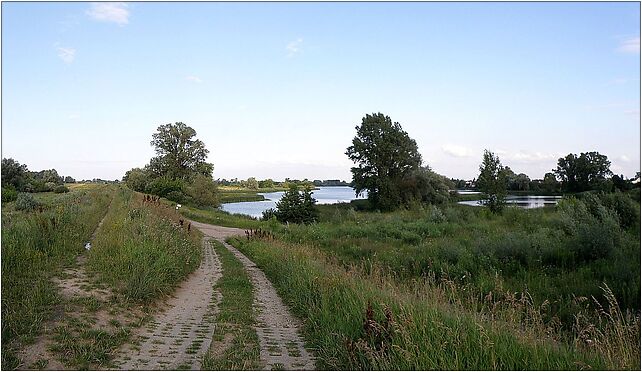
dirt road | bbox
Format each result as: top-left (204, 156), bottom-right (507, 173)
top-left (191, 220), bottom-right (316, 370)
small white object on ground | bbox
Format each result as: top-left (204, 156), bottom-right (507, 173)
top-left (176, 204), bottom-right (182, 210)
top-left (84, 242), bottom-right (91, 251)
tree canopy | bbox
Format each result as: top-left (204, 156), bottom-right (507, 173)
top-left (554, 152), bottom-right (612, 192)
top-left (150, 122), bottom-right (213, 180)
top-left (346, 113), bottom-right (423, 211)
top-left (477, 150), bottom-right (508, 213)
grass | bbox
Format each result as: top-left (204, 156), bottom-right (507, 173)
top-left (230, 236), bottom-right (615, 370)
top-left (202, 239), bottom-right (260, 370)
top-left (87, 186), bottom-right (203, 303)
top-left (1, 184), bottom-right (112, 369)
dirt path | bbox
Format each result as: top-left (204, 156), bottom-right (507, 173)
top-left (191, 220), bottom-right (316, 370)
top-left (111, 238), bottom-right (222, 370)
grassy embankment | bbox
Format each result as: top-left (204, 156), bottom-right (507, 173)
top-left (1, 185), bottom-right (112, 369)
top-left (1, 184), bottom-right (204, 369)
top-left (194, 191), bottom-right (639, 370)
top-left (202, 240), bottom-right (260, 370)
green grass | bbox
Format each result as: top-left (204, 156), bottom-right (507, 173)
top-left (1, 184), bottom-right (113, 369)
top-left (179, 203), bottom-right (264, 229)
top-left (218, 186), bottom-right (287, 203)
top-left (202, 239), bottom-right (260, 370)
top-left (230, 237), bottom-right (614, 370)
top-left (87, 186), bottom-right (202, 303)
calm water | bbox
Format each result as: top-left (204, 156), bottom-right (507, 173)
top-left (458, 195), bottom-right (563, 209)
top-left (220, 186), bottom-right (366, 218)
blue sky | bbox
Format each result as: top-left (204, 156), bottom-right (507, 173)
top-left (2, 2), bottom-right (640, 181)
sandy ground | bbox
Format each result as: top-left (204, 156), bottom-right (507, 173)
top-left (192, 220), bottom-right (316, 370)
top-left (110, 238), bottom-right (222, 370)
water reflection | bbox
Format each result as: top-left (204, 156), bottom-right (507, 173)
top-left (458, 195), bottom-right (563, 209)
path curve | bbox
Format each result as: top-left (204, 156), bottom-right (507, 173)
top-left (191, 220), bottom-right (316, 370)
top-left (111, 237), bottom-right (222, 370)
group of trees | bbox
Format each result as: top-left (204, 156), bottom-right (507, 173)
top-left (1, 158), bottom-right (70, 200)
top-left (346, 113), bottom-right (452, 211)
top-left (123, 122), bottom-right (219, 207)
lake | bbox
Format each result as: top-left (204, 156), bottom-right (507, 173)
top-left (458, 195), bottom-right (563, 209)
top-left (220, 186), bottom-right (366, 218)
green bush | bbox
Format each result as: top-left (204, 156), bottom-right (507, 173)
top-left (165, 190), bottom-right (185, 203)
top-left (1, 187), bottom-right (18, 203)
top-left (274, 186), bottom-right (318, 224)
top-left (145, 177), bottom-right (184, 197)
top-left (53, 185), bottom-right (69, 193)
top-left (599, 192), bottom-right (639, 229)
top-left (15, 193), bottom-right (40, 211)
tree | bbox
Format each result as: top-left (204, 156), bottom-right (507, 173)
top-left (150, 122), bottom-right (213, 180)
top-left (399, 167), bottom-right (451, 206)
top-left (542, 172), bottom-right (560, 193)
top-left (554, 152), bottom-right (612, 192)
top-left (346, 113), bottom-right (422, 211)
top-left (273, 185), bottom-right (318, 224)
top-left (244, 177), bottom-right (259, 190)
top-left (64, 176), bottom-right (76, 183)
top-left (1, 158), bottom-right (29, 190)
top-left (477, 150), bottom-right (508, 213)
top-left (187, 174), bottom-right (219, 207)
top-left (259, 179), bottom-right (274, 188)
top-left (123, 168), bottom-right (150, 192)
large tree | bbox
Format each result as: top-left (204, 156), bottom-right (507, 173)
top-left (1, 158), bottom-right (28, 190)
top-left (554, 152), bottom-right (612, 192)
top-left (346, 113), bottom-right (422, 211)
top-left (150, 122), bottom-right (213, 180)
top-left (477, 150), bottom-right (508, 213)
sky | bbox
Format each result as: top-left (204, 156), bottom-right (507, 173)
top-left (2, 1), bottom-right (640, 181)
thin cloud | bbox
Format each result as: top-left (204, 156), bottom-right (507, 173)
top-left (617, 36), bottom-right (640, 54)
top-left (508, 151), bottom-right (559, 164)
top-left (619, 155), bottom-right (631, 162)
top-left (185, 75), bottom-right (203, 83)
top-left (57, 47), bottom-right (76, 63)
top-left (442, 144), bottom-right (473, 158)
top-left (286, 38), bottom-right (303, 57)
top-left (87, 3), bottom-right (130, 25)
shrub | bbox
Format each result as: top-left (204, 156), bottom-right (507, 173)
top-left (426, 204), bottom-right (446, 223)
top-left (53, 185), bottom-right (69, 193)
top-left (165, 190), bottom-right (185, 203)
top-left (187, 174), bottom-right (219, 207)
top-left (15, 193), bottom-right (40, 211)
top-left (274, 186), bottom-right (318, 224)
top-left (145, 177), bottom-right (184, 198)
top-left (600, 192), bottom-right (639, 229)
top-left (262, 208), bottom-right (276, 221)
top-left (44, 182), bottom-right (57, 192)
top-left (2, 187), bottom-right (18, 203)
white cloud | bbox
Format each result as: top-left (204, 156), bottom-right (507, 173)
top-left (86, 3), bottom-right (129, 25)
top-left (57, 47), bottom-right (76, 63)
top-left (185, 75), bottom-right (203, 83)
top-left (286, 38), bottom-right (303, 57)
top-left (442, 144), bottom-right (473, 158)
top-left (617, 36), bottom-right (640, 54)
top-left (619, 155), bottom-right (631, 162)
top-left (508, 151), bottom-right (559, 164)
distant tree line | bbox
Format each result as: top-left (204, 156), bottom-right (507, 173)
top-left (1, 158), bottom-right (72, 201)
top-left (122, 122), bottom-right (219, 207)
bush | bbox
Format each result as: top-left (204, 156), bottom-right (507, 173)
top-left (600, 192), bottom-right (639, 229)
top-left (145, 177), bottom-right (184, 198)
top-left (165, 190), bottom-right (185, 203)
top-left (44, 182), bottom-right (57, 192)
top-left (15, 193), bottom-right (40, 211)
top-left (262, 208), bottom-right (276, 221)
top-left (187, 175), bottom-right (219, 207)
top-left (426, 204), bottom-right (446, 223)
top-left (2, 187), bottom-right (18, 203)
top-left (274, 186), bottom-right (318, 224)
top-left (53, 185), bottom-right (69, 193)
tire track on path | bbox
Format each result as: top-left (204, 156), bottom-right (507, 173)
top-left (191, 220), bottom-right (316, 370)
top-left (111, 238), bottom-right (222, 370)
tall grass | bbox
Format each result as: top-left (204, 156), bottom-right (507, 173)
top-left (87, 186), bottom-right (202, 303)
top-left (229, 237), bottom-right (635, 370)
top-left (1, 185), bottom-right (112, 369)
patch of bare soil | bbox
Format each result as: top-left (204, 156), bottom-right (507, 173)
top-left (192, 220), bottom-right (316, 370)
top-left (110, 238), bottom-right (223, 370)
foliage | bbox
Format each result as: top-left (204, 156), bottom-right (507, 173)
top-left (273, 186), bottom-right (318, 224)
top-left (399, 166), bottom-right (451, 206)
top-left (14, 193), bottom-right (40, 211)
top-left (144, 177), bottom-right (184, 198)
top-left (477, 150), bottom-right (508, 213)
top-left (261, 208), bottom-right (276, 221)
top-left (122, 168), bottom-right (149, 192)
top-left (165, 190), bottom-right (186, 203)
top-left (2, 187), bottom-right (18, 203)
top-left (346, 113), bottom-right (422, 211)
top-left (149, 122), bottom-right (213, 180)
top-left (64, 176), bottom-right (76, 183)
top-left (187, 174), bottom-right (219, 207)
top-left (1, 158), bottom-right (29, 190)
top-left (243, 177), bottom-right (259, 190)
top-left (258, 179), bottom-right (275, 188)
top-left (53, 185), bottom-right (70, 193)
top-left (554, 152), bottom-right (612, 192)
